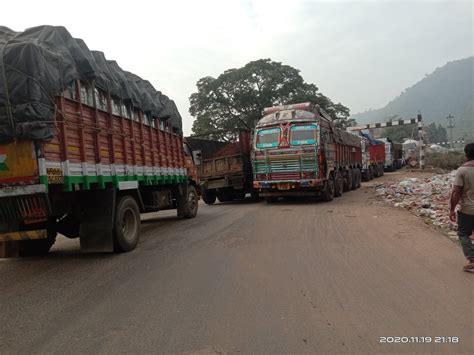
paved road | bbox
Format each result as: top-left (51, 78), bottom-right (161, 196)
top-left (1, 175), bottom-right (473, 354)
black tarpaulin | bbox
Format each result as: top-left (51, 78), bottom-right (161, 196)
top-left (0, 25), bottom-right (182, 143)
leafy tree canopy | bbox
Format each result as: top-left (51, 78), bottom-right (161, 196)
top-left (189, 59), bottom-right (353, 141)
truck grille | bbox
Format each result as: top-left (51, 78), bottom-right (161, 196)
top-left (254, 150), bottom-right (318, 180)
top-left (0, 194), bottom-right (49, 224)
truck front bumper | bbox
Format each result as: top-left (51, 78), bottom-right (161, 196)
top-left (253, 179), bottom-right (323, 192)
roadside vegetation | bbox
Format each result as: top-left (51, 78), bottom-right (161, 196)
top-left (425, 150), bottom-right (465, 170)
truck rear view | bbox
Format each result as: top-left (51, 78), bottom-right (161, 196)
top-left (359, 132), bottom-right (386, 180)
top-left (187, 130), bottom-right (254, 204)
top-left (0, 26), bottom-right (199, 256)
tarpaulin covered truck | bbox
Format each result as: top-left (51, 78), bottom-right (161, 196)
top-left (0, 26), bottom-right (199, 256)
top-left (186, 130), bottom-right (255, 204)
top-left (252, 103), bottom-right (362, 202)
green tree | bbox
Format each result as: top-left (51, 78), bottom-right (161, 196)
top-left (436, 123), bottom-right (448, 143)
top-left (189, 59), bottom-right (353, 141)
top-left (426, 122), bottom-right (448, 143)
top-left (427, 122), bottom-right (438, 143)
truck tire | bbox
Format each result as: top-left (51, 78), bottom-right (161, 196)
top-left (202, 189), bottom-right (216, 205)
top-left (368, 167), bottom-right (374, 180)
top-left (321, 179), bottom-right (334, 202)
top-left (362, 170), bottom-right (369, 182)
top-left (19, 231), bottom-right (57, 257)
top-left (113, 195), bottom-right (140, 252)
top-left (177, 185), bottom-right (199, 219)
top-left (357, 170), bottom-right (362, 188)
top-left (373, 165), bottom-right (379, 178)
top-left (351, 169), bottom-right (358, 190)
top-left (343, 170), bottom-right (352, 192)
top-left (334, 172), bottom-right (344, 197)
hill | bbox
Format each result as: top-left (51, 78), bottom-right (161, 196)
top-left (351, 57), bottom-right (473, 141)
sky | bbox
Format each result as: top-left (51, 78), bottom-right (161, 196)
top-left (2, 0), bottom-right (473, 135)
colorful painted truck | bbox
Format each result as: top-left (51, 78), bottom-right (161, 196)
top-left (359, 132), bottom-right (386, 180)
top-left (187, 130), bottom-right (255, 204)
top-left (252, 103), bottom-right (362, 202)
top-left (0, 26), bottom-right (198, 256)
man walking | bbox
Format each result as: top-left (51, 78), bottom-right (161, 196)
top-left (450, 143), bottom-right (474, 271)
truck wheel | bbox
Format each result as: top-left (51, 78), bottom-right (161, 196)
top-left (334, 172), bottom-right (343, 197)
top-left (177, 185), bottom-right (199, 219)
top-left (321, 179), bottom-right (334, 202)
top-left (113, 196), bottom-right (140, 252)
top-left (368, 167), bottom-right (374, 180)
top-left (202, 189), bottom-right (216, 205)
top-left (19, 231), bottom-right (57, 257)
top-left (362, 170), bottom-right (369, 182)
top-left (351, 169), bottom-right (358, 190)
top-left (343, 170), bottom-right (352, 192)
top-left (357, 170), bottom-right (362, 188)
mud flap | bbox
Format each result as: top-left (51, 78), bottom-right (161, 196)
top-left (79, 189), bottom-right (116, 252)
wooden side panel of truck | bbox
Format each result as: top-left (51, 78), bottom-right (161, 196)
top-left (0, 81), bottom-right (197, 256)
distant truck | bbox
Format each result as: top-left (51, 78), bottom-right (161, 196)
top-left (378, 138), bottom-right (403, 171)
top-left (187, 130), bottom-right (255, 204)
top-left (359, 132), bottom-right (385, 181)
top-left (0, 26), bottom-right (199, 256)
top-left (252, 103), bottom-right (362, 202)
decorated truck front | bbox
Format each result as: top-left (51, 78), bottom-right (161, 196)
top-left (252, 103), bottom-right (362, 202)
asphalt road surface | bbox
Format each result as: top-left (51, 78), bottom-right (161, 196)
top-left (1, 175), bottom-right (473, 354)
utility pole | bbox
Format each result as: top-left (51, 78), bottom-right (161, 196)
top-left (446, 114), bottom-right (455, 149)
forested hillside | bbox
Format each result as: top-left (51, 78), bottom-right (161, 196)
top-left (351, 57), bottom-right (473, 141)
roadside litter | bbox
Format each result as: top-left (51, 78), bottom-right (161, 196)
top-left (375, 171), bottom-right (458, 238)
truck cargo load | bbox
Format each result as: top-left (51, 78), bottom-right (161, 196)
top-left (0, 25), bottom-right (182, 143)
top-left (0, 26), bottom-right (198, 256)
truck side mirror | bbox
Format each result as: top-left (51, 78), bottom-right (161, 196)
top-left (192, 150), bottom-right (202, 166)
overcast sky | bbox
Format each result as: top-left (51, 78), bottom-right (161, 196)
top-left (2, 0), bottom-right (473, 134)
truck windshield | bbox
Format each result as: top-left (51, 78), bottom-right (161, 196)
top-left (289, 125), bottom-right (317, 145)
top-left (256, 128), bottom-right (281, 149)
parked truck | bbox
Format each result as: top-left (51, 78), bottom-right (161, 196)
top-left (0, 26), bottom-right (199, 256)
top-left (252, 103), bottom-right (362, 202)
top-left (378, 138), bottom-right (403, 171)
top-left (187, 130), bottom-right (255, 204)
top-left (359, 132), bottom-right (385, 180)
